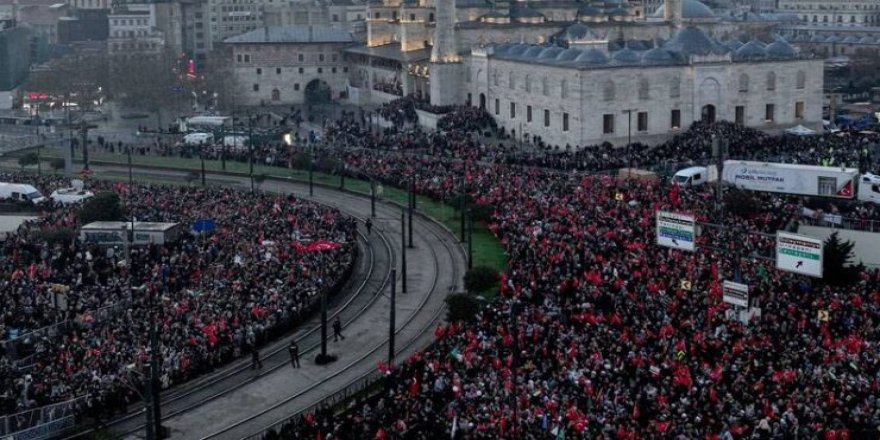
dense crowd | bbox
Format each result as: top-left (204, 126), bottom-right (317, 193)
top-left (0, 174), bottom-right (356, 420)
top-left (237, 109), bottom-right (880, 439)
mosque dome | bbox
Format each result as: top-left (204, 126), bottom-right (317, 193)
top-left (735, 40), bottom-right (767, 59)
top-left (611, 47), bottom-right (641, 64)
top-left (765, 40), bottom-right (797, 58)
top-left (662, 26), bottom-right (724, 56)
top-left (641, 47), bottom-right (676, 64)
top-left (652, 0), bottom-right (715, 19)
top-left (574, 48), bottom-right (610, 65)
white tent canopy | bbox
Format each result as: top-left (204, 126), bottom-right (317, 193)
top-left (785, 124), bottom-right (817, 136)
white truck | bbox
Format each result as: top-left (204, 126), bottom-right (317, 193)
top-left (673, 166), bottom-right (719, 187)
top-left (50, 179), bottom-right (93, 205)
top-left (721, 160), bottom-right (880, 203)
top-left (0, 183), bottom-right (47, 204)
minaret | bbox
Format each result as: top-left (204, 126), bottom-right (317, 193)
top-left (429, 0), bottom-right (461, 106)
top-left (664, 0), bottom-right (682, 27)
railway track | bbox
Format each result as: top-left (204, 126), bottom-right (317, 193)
top-left (206, 201), bottom-right (462, 440)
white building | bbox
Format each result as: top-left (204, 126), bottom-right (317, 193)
top-left (779, 0), bottom-right (880, 26)
top-left (107, 4), bottom-right (165, 56)
top-left (466, 26), bottom-right (823, 148)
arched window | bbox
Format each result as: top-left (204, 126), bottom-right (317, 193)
top-left (738, 73), bottom-right (749, 93)
top-left (509, 72), bottom-right (516, 89)
top-left (525, 74), bottom-right (531, 93)
top-left (603, 80), bottom-right (615, 101)
top-left (560, 80), bottom-right (568, 99)
top-left (796, 71), bottom-right (806, 89)
top-left (493, 70), bottom-right (499, 86)
top-left (542, 77), bottom-right (549, 96)
top-left (638, 78), bottom-right (649, 100)
top-left (669, 76), bottom-right (680, 98)
top-left (766, 71), bottom-right (776, 91)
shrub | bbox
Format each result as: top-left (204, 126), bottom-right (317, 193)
top-left (464, 266), bottom-right (499, 294)
top-left (445, 293), bottom-right (481, 323)
top-left (18, 152), bottom-right (39, 170)
top-left (78, 192), bottom-right (125, 224)
top-left (32, 227), bottom-right (76, 245)
top-left (469, 203), bottom-right (494, 223)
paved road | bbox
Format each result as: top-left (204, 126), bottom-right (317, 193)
top-left (82, 165), bottom-right (466, 440)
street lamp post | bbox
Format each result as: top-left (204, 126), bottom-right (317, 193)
top-left (388, 268), bottom-right (397, 366)
top-left (622, 109), bottom-right (637, 170)
top-left (401, 209), bottom-right (407, 293)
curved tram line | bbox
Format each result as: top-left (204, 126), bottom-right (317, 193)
top-left (60, 209), bottom-right (395, 439)
top-left (205, 206), bottom-right (462, 440)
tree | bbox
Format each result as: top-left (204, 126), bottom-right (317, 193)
top-left (724, 189), bottom-right (761, 217)
top-left (18, 152), bottom-right (39, 170)
top-left (106, 49), bottom-right (181, 128)
top-left (464, 266), bottom-right (499, 294)
top-left (78, 192), bottom-right (125, 224)
top-left (25, 52), bottom-right (108, 115)
top-left (50, 158), bottom-right (66, 172)
top-left (823, 232), bottom-right (863, 285)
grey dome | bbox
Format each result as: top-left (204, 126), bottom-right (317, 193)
top-left (766, 40), bottom-right (797, 58)
top-left (523, 46), bottom-right (545, 58)
top-left (555, 48), bottom-right (582, 62)
top-left (578, 5), bottom-right (604, 16)
top-left (809, 34), bottom-right (826, 43)
top-left (627, 40), bottom-right (651, 50)
top-left (507, 44), bottom-right (530, 56)
top-left (725, 40), bottom-right (744, 50)
top-left (663, 26), bottom-right (724, 56)
top-left (574, 48), bottom-right (610, 64)
top-left (562, 23), bottom-right (600, 41)
top-left (859, 36), bottom-right (875, 44)
top-left (611, 47), bottom-right (641, 64)
top-left (842, 36), bottom-right (859, 44)
top-left (652, 0), bottom-right (715, 19)
top-left (825, 35), bottom-right (840, 43)
top-left (736, 40), bottom-right (767, 59)
top-left (538, 47), bottom-right (565, 59)
top-left (642, 47), bottom-right (675, 64)
top-left (493, 43), bottom-right (514, 54)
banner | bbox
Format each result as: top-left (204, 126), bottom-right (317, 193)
top-left (776, 232), bottom-right (823, 278)
top-left (722, 280), bottom-right (749, 308)
top-left (656, 211), bottom-right (696, 251)
top-left (304, 240), bottom-right (342, 252)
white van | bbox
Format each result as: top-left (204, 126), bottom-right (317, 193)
top-left (0, 183), bottom-right (47, 204)
top-left (858, 173), bottom-right (880, 204)
top-left (673, 166), bottom-right (718, 187)
top-left (50, 188), bottom-right (94, 204)
top-left (183, 132), bottom-right (214, 146)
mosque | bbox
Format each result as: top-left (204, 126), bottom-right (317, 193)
top-left (230, 0), bottom-right (824, 147)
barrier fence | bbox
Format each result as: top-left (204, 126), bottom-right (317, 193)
top-left (0, 395), bottom-right (86, 440)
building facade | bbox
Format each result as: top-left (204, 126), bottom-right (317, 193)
top-left (226, 25), bottom-right (352, 105)
top-left (779, 0), bottom-right (880, 26)
top-left (0, 20), bottom-right (32, 92)
top-left (107, 5), bottom-right (164, 56)
top-left (468, 27), bottom-right (823, 148)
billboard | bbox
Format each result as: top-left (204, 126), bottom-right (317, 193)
top-left (722, 280), bottom-right (749, 308)
top-left (776, 231), bottom-right (823, 278)
top-left (656, 211), bottom-right (696, 252)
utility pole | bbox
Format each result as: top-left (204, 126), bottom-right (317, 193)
top-left (459, 175), bottom-right (466, 242)
top-left (248, 116), bottom-right (254, 193)
top-left (388, 269), bottom-right (396, 366)
top-left (408, 179), bottom-right (414, 249)
top-left (144, 362), bottom-right (155, 440)
top-left (320, 285), bottom-right (328, 361)
top-left (308, 144), bottom-right (314, 197)
top-left (80, 122), bottom-right (89, 170)
top-left (467, 208), bottom-right (473, 269)
top-left (200, 145), bottom-right (206, 186)
top-left (401, 209), bottom-right (407, 293)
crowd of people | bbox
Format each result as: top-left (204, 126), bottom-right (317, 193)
top-left (0, 174), bottom-right (357, 422)
top-left (233, 108), bottom-right (880, 439)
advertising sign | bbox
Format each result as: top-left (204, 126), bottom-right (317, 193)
top-left (722, 280), bottom-right (749, 308)
top-left (776, 231), bottom-right (823, 278)
top-left (656, 211), bottom-right (696, 251)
